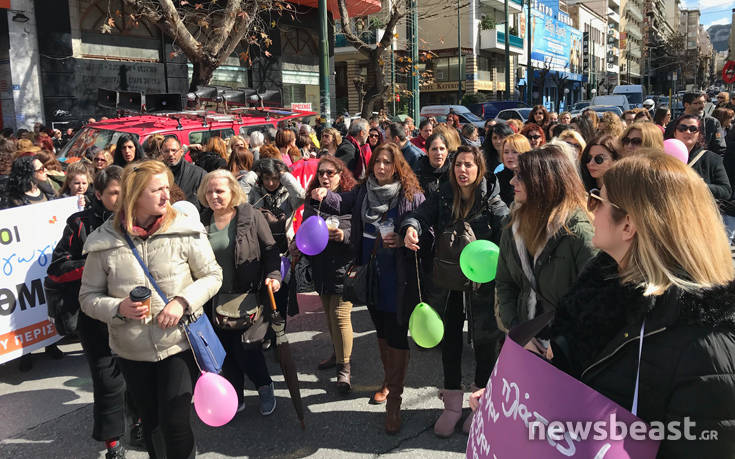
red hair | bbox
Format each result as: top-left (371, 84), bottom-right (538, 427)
top-left (520, 123), bottom-right (547, 145)
top-left (306, 155), bottom-right (357, 194)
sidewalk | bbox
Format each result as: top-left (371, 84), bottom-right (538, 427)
top-left (0, 295), bottom-right (476, 458)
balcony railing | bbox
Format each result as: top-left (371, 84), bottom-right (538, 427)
top-left (625, 22), bottom-right (642, 39)
top-left (335, 30), bottom-right (381, 48)
top-left (497, 31), bottom-right (524, 48)
top-left (625, 2), bottom-right (643, 22)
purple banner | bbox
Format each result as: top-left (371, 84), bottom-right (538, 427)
top-left (467, 337), bottom-right (660, 458)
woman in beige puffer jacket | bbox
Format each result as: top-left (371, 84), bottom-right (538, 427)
top-left (79, 160), bottom-right (222, 459)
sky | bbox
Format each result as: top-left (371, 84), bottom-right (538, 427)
top-left (686, 0), bottom-right (735, 28)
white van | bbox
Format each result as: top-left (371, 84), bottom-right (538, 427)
top-left (591, 95), bottom-right (630, 112)
top-left (612, 85), bottom-right (644, 108)
top-left (420, 105), bottom-right (485, 129)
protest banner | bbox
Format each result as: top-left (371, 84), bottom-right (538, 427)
top-left (0, 197), bottom-right (80, 364)
top-left (467, 336), bottom-right (660, 458)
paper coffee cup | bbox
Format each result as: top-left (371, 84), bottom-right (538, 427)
top-left (130, 286), bottom-right (152, 320)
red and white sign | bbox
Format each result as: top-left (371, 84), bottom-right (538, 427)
top-left (722, 61), bottom-right (735, 84)
top-left (291, 102), bottom-right (313, 112)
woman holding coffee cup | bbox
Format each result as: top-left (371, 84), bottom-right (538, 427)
top-left (303, 155), bottom-right (357, 393)
top-left (197, 169), bottom-right (281, 416)
top-left (402, 145), bottom-right (509, 437)
top-left (310, 142), bottom-right (427, 433)
top-left (80, 160), bottom-right (223, 458)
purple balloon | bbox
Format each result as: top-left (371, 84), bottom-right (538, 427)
top-left (295, 215), bottom-right (329, 255)
top-left (280, 256), bottom-right (291, 279)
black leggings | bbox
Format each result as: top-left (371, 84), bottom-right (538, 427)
top-left (119, 352), bottom-right (197, 459)
top-left (77, 311), bottom-right (127, 442)
top-left (441, 290), bottom-right (497, 390)
top-left (368, 307), bottom-right (409, 350)
top-left (218, 328), bottom-right (272, 402)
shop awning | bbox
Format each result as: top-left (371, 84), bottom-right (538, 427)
top-left (289, 0), bottom-right (382, 19)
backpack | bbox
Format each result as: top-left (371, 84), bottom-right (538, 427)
top-left (431, 219), bottom-right (476, 291)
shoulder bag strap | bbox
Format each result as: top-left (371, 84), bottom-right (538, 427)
top-left (631, 320), bottom-right (646, 416)
top-left (123, 232), bottom-right (170, 305)
top-left (688, 149), bottom-right (707, 167)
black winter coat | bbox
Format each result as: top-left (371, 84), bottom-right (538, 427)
top-left (171, 159), bottom-right (206, 209)
top-left (551, 253), bottom-right (735, 458)
top-left (200, 203), bottom-right (280, 294)
top-left (46, 198), bottom-right (111, 307)
top-left (194, 151), bottom-right (227, 173)
top-left (1, 180), bottom-right (56, 209)
top-left (688, 146), bottom-right (732, 200)
top-left (402, 177), bottom-right (509, 344)
top-left (495, 167), bottom-right (514, 207)
top-left (335, 138), bottom-right (358, 176)
top-left (303, 202), bottom-right (352, 295)
top-left (412, 155), bottom-right (450, 197)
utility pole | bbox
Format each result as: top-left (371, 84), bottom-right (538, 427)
top-left (408, 0), bottom-right (419, 120)
top-left (391, 40), bottom-right (396, 116)
top-left (526, 0), bottom-right (533, 105)
top-left (457, 0), bottom-right (462, 104)
top-left (504, 0), bottom-right (511, 99)
top-left (318, 0), bottom-right (331, 123)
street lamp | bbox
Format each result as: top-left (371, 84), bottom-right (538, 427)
top-left (564, 87), bottom-right (570, 109)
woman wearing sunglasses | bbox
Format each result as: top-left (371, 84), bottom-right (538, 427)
top-left (618, 122), bottom-right (663, 157)
top-left (303, 156), bottom-right (358, 393)
top-left (665, 114), bottom-right (731, 200)
top-left (579, 135), bottom-right (620, 191)
top-left (495, 146), bottom-right (596, 348)
top-left (520, 123), bottom-right (546, 149)
top-left (548, 152), bottom-right (735, 457)
top-left (368, 128), bottom-right (384, 150)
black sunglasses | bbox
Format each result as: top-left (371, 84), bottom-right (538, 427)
top-left (317, 169), bottom-right (338, 177)
top-left (527, 135), bottom-right (542, 141)
top-left (587, 188), bottom-right (624, 213)
top-left (676, 125), bottom-right (699, 133)
top-left (587, 154), bottom-right (607, 165)
top-left (369, 134), bottom-right (380, 138)
top-left (621, 137), bottom-right (642, 146)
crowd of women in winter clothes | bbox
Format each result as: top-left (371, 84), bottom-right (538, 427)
top-left (0, 90), bottom-right (733, 458)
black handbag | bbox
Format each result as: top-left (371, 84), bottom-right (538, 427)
top-left (44, 277), bottom-right (79, 336)
top-left (343, 236), bottom-right (380, 306)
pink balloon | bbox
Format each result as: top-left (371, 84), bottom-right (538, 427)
top-left (193, 371), bottom-right (237, 427)
top-left (663, 138), bottom-right (689, 164)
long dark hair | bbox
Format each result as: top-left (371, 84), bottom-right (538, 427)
top-left (113, 134), bottom-right (145, 166)
top-left (449, 145), bottom-right (487, 221)
top-left (579, 135), bottom-right (619, 191)
top-left (6, 156), bottom-right (37, 197)
top-left (511, 146), bottom-right (589, 253)
top-left (228, 147), bottom-right (254, 173)
top-left (253, 157), bottom-right (289, 187)
top-left (571, 116), bottom-right (596, 143)
top-left (664, 114), bottom-right (705, 149)
top-left (367, 142), bottom-right (423, 199)
top-left (527, 105), bottom-right (549, 127)
top-left (306, 155), bottom-right (356, 195)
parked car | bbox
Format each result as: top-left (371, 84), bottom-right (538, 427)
top-left (496, 108), bottom-right (533, 122)
top-left (420, 105), bottom-right (486, 129)
top-left (468, 101), bottom-right (529, 120)
top-left (591, 95), bottom-right (630, 112)
top-left (586, 105), bottom-right (624, 117)
top-left (571, 101), bottom-right (591, 112)
top-left (612, 85), bottom-right (643, 108)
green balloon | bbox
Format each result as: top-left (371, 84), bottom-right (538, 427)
top-left (409, 302), bottom-right (444, 348)
top-left (459, 240), bottom-right (500, 283)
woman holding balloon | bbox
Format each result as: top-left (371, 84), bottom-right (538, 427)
top-left (80, 160), bottom-right (223, 458)
top-left (402, 145), bottom-right (509, 438)
top-left (310, 142), bottom-right (427, 434)
top-left (303, 156), bottom-right (357, 393)
top-left (198, 169), bottom-right (281, 416)
top-left (494, 146), bottom-right (596, 347)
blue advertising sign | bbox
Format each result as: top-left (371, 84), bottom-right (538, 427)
top-left (530, 10), bottom-right (583, 76)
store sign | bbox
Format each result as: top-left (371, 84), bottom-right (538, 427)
top-left (475, 80), bottom-right (495, 91)
top-left (582, 32), bottom-right (590, 73)
top-left (421, 81), bottom-right (465, 93)
top-left (530, 9), bottom-right (583, 75)
top-left (291, 102), bottom-right (313, 111)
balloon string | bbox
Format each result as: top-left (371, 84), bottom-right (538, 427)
top-left (317, 197), bottom-right (323, 217)
top-left (415, 251), bottom-right (423, 304)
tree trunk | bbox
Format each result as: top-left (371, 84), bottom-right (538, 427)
top-left (189, 59), bottom-right (216, 92)
top-left (360, 49), bottom-right (388, 116)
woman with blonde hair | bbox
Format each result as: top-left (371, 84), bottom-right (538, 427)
top-left (320, 127), bottom-right (342, 156)
top-left (597, 111), bottom-right (624, 139)
top-left (619, 121), bottom-right (663, 157)
top-left (80, 160), bottom-right (223, 458)
top-left (546, 152), bottom-right (735, 457)
top-left (496, 133), bottom-right (531, 205)
top-left (433, 123), bottom-right (462, 153)
top-left (557, 129), bottom-right (586, 160)
top-left (495, 146), bottom-right (596, 339)
top-left (198, 169), bottom-right (281, 416)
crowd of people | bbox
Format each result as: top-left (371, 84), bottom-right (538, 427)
top-left (0, 90), bottom-right (734, 458)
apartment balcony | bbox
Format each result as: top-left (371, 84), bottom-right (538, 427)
top-left (627, 46), bottom-right (641, 59)
top-left (479, 0), bottom-right (522, 13)
top-left (625, 22), bottom-right (642, 40)
top-left (479, 27), bottom-right (524, 53)
top-left (335, 29), bottom-right (385, 53)
top-left (607, 8), bottom-right (620, 25)
top-left (608, 0), bottom-right (621, 8)
top-left (625, 2), bottom-right (643, 22)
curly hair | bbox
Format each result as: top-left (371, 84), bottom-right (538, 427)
top-left (6, 156), bottom-right (38, 197)
top-left (305, 155), bottom-right (356, 195)
top-left (520, 123), bottom-right (547, 145)
top-left (367, 142), bottom-right (423, 199)
top-left (0, 137), bottom-right (15, 175)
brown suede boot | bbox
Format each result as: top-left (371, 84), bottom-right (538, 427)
top-left (370, 338), bottom-right (390, 404)
top-left (336, 362), bottom-right (351, 394)
top-left (385, 346), bottom-right (410, 435)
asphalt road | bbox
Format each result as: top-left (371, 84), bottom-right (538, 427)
top-left (0, 294), bottom-right (477, 458)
